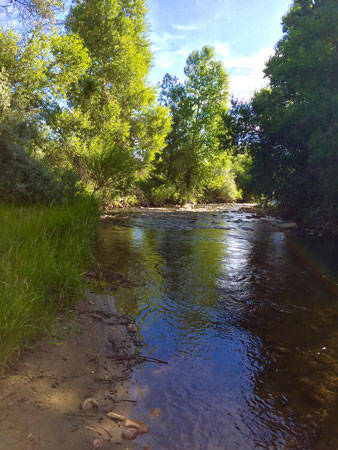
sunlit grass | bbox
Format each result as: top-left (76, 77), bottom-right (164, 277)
top-left (0, 196), bottom-right (99, 369)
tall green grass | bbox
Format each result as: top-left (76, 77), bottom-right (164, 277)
top-left (0, 196), bottom-right (99, 369)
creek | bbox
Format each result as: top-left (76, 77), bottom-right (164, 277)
top-left (95, 204), bottom-right (338, 449)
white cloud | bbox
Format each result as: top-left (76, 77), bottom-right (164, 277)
top-left (152, 46), bottom-right (190, 73)
top-left (150, 30), bottom-right (183, 52)
top-left (171, 23), bottom-right (203, 31)
top-left (214, 41), bottom-right (274, 99)
top-left (149, 29), bottom-right (191, 78)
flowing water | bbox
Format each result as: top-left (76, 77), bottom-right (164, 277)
top-left (94, 205), bottom-right (338, 449)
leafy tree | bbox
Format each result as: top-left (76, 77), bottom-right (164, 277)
top-left (153, 45), bottom-right (233, 202)
top-left (64, 0), bottom-right (170, 197)
top-left (247, 0), bottom-right (338, 224)
top-left (0, 27), bottom-right (91, 202)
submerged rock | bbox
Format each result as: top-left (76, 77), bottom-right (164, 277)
top-left (150, 407), bottom-right (162, 417)
top-left (276, 222), bottom-right (298, 229)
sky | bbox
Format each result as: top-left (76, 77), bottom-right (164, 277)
top-left (146, 0), bottom-right (292, 99)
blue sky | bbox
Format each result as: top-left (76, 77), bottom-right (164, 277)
top-left (146, 0), bottom-right (292, 99)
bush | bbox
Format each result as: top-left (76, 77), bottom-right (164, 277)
top-left (0, 135), bottom-right (81, 204)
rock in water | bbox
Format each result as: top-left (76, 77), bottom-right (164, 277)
top-left (123, 428), bottom-right (139, 440)
top-left (150, 407), bottom-right (162, 417)
top-left (277, 222), bottom-right (298, 229)
top-left (82, 398), bottom-right (99, 411)
top-left (125, 419), bottom-right (149, 434)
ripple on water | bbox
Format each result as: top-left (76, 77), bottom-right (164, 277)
top-left (95, 205), bottom-right (338, 449)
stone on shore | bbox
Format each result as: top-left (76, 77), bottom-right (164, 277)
top-left (125, 419), bottom-right (149, 434)
top-left (123, 428), bottom-right (139, 440)
top-left (107, 411), bottom-right (126, 422)
top-left (82, 398), bottom-right (99, 411)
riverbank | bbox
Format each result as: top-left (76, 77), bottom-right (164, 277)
top-left (0, 197), bottom-right (99, 370)
top-left (0, 293), bottom-right (149, 450)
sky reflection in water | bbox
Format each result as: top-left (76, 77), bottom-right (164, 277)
top-left (95, 206), bottom-right (338, 449)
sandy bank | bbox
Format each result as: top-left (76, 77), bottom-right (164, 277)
top-left (0, 293), bottom-right (147, 450)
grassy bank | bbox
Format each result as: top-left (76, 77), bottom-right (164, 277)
top-left (0, 196), bottom-right (99, 369)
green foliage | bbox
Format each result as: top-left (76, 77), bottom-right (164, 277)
top-left (232, 153), bottom-right (254, 201)
top-left (0, 0), bottom-right (170, 204)
top-left (0, 27), bottom-right (91, 203)
top-left (150, 46), bottom-right (234, 203)
top-left (0, 134), bottom-right (80, 204)
top-left (240, 0), bottom-right (338, 225)
top-left (0, 196), bottom-right (99, 368)
top-left (64, 0), bottom-right (170, 196)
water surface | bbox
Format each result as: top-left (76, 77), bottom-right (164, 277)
top-left (95, 205), bottom-right (338, 449)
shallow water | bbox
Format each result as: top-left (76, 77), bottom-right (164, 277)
top-left (95, 205), bottom-right (338, 449)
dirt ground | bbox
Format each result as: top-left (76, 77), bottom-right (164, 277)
top-left (0, 293), bottom-right (150, 450)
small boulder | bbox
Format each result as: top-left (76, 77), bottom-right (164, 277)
top-left (123, 428), bottom-right (139, 440)
top-left (127, 324), bottom-right (136, 332)
top-left (82, 398), bottom-right (99, 411)
top-left (125, 419), bottom-right (149, 435)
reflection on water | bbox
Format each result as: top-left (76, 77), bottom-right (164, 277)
top-left (95, 205), bottom-right (338, 449)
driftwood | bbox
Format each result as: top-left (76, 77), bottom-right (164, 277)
top-left (109, 355), bottom-right (168, 365)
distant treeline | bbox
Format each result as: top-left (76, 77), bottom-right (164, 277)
top-left (0, 0), bottom-right (337, 228)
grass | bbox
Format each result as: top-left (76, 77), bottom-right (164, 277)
top-left (0, 195), bottom-right (99, 369)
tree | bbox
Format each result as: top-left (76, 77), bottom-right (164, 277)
top-left (248, 0), bottom-right (338, 224)
top-left (0, 0), bottom-right (64, 31)
top-left (153, 45), bottom-right (232, 202)
top-left (0, 27), bottom-right (91, 202)
top-left (63, 0), bottom-right (170, 197)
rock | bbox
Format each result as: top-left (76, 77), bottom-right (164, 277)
top-left (150, 407), bottom-right (162, 417)
top-left (92, 438), bottom-right (102, 448)
top-left (276, 222), bottom-right (298, 229)
top-left (127, 324), bottom-right (136, 332)
top-left (263, 218), bottom-right (298, 229)
top-left (86, 270), bottom-right (99, 279)
top-left (125, 419), bottom-right (149, 435)
top-left (107, 412), bottom-right (126, 422)
top-left (123, 427), bottom-right (139, 440)
top-left (82, 397), bottom-right (99, 411)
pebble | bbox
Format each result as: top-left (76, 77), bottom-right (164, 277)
top-left (92, 438), bottom-right (102, 448)
top-left (107, 411), bottom-right (126, 421)
top-left (123, 427), bottom-right (139, 440)
top-left (125, 419), bottom-right (149, 434)
top-left (150, 407), bottom-right (162, 417)
top-left (82, 398), bottom-right (99, 411)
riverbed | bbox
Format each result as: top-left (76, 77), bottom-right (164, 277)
top-left (96, 204), bottom-right (338, 449)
